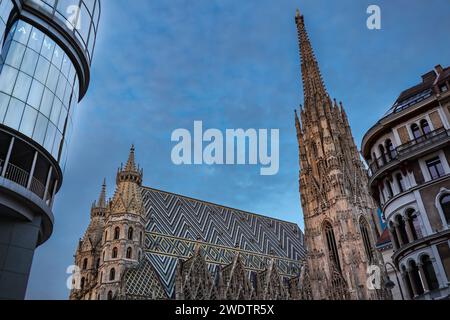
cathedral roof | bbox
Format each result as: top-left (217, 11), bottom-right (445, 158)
top-left (376, 228), bottom-right (392, 249)
top-left (142, 186), bottom-right (306, 297)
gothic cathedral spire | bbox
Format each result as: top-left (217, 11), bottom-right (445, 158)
top-left (294, 10), bottom-right (384, 300)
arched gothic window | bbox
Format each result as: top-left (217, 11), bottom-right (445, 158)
top-left (405, 209), bottom-right (420, 240)
top-left (421, 255), bottom-right (439, 291)
top-left (96, 258), bottom-right (100, 269)
top-left (396, 173), bottom-right (405, 193)
top-left (378, 145), bottom-right (386, 165)
top-left (411, 123), bottom-right (422, 140)
top-left (385, 139), bottom-right (395, 160)
top-left (82, 258), bottom-right (88, 270)
top-left (420, 119), bottom-right (431, 135)
top-left (126, 247), bottom-right (132, 259)
top-left (440, 194), bottom-right (450, 225)
top-left (80, 277), bottom-right (85, 290)
top-left (128, 227), bottom-right (134, 240)
top-left (109, 268), bottom-right (116, 281)
top-left (112, 247), bottom-right (118, 259)
top-left (401, 265), bottom-right (413, 300)
top-left (114, 227), bottom-right (120, 240)
top-left (386, 180), bottom-right (394, 199)
top-left (107, 291), bottom-right (113, 300)
top-left (138, 251), bottom-right (141, 261)
top-left (389, 221), bottom-right (400, 249)
top-left (409, 260), bottom-right (424, 295)
top-left (323, 221), bottom-right (341, 272)
top-left (359, 217), bottom-right (374, 263)
top-left (396, 215), bottom-right (409, 245)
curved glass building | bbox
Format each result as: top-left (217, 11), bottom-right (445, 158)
top-left (0, 0), bottom-right (100, 299)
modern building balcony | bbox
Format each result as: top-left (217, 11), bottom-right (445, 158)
top-left (368, 128), bottom-right (450, 185)
top-left (0, 158), bottom-right (48, 202)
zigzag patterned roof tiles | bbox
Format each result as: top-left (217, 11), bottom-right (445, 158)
top-left (141, 186), bottom-right (306, 297)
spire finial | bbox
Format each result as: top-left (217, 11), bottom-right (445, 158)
top-left (97, 178), bottom-right (107, 208)
top-left (296, 8), bottom-right (301, 18)
top-left (296, 9), bottom-right (328, 106)
top-left (124, 144), bottom-right (136, 171)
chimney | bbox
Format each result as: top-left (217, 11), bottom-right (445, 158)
top-left (435, 64), bottom-right (444, 75)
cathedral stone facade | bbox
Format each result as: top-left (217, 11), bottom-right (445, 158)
top-left (70, 147), bottom-right (307, 300)
top-left (294, 10), bottom-right (385, 300)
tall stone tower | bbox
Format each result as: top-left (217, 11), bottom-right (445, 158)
top-left (70, 180), bottom-right (108, 300)
top-left (294, 9), bottom-right (381, 300)
top-left (95, 146), bottom-right (146, 300)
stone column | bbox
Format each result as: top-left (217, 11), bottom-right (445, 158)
top-left (407, 267), bottom-right (419, 299)
top-left (417, 263), bottom-right (430, 293)
top-left (403, 216), bottom-right (415, 243)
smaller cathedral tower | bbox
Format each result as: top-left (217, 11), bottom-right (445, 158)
top-left (96, 146), bottom-right (147, 300)
top-left (70, 180), bottom-right (107, 300)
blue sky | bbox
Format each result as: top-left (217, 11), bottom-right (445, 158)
top-left (26, 0), bottom-right (450, 299)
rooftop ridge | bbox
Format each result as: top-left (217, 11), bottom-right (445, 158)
top-left (141, 185), bottom-right (304, 229)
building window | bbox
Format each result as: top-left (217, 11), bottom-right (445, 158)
top-left (96, 258), bottom-right (100, 269)
top-left (138, 251), bottom-right (141, 261)
top-left (140, 232), bottom-right (143, 245)
top-left (409, 260), bottom-right (424, 295)
top-left (126, 247), bottom-right (132, 259)
top-left (440, 195), bottom-right (450, 225)
top-left (112, 247), bottom-right (118, 259)
top-left (385, 139), bottom-right (396, 160)
top-left (426, 157), bottom-right (445, 180)
top-left (378, 144), bottom-right (386, 165)
top-left (323, 221), bottom-right (341, 272)
top-left (396, 174), bottom-right (405, 193)
top-left (82, 258), bottom-right (88, 270)
top-left (359, 217), bottom-right (374, 263)
top-left (437, 242), bottom-right (450, 281)
top-left (411, 123), bottom-right (422, 140)
top-left (80, 277), bottom-right (85, 290)
top-left (405, 209), bottom-right (421, 240)
top-left (107, 291), bottom-right (113, 300)
top-left (421, 255), bottom-right (439, 291)
top-left (104, 231), bottom-right (108, 242)
top-left (441, 84), bottom-right (448, 93)
top-left (128, 227), bottom-right (134, 240)
top-left (420, 119), bottom-right (431, 135)
top-left (401, 265), bottom-right (413, 300)
top-left (114, 227), bottom-right (120, 240)
top-left (389, 221), bottom-right (400, 249)
top-left (396, 215), bottom-right (409, 245)
top-left (109, 268), bottom-right (115, 281)
top-left (386, 181), bottom-right (394, 199)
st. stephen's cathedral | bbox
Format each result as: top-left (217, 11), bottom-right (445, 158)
top-left (70, 10), bottom-right (387, 301)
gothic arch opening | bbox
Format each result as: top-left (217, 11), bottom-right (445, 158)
top-left (359, 217), bottom-right (374, 263)
top-left (114, 227), bottom-right (120, 240)
top-left (323, 221), bottom-right (341, 272)
top-left (420, 255), bottom-right (439, 291)
top-left (395, 215), bottom-right (408, 245)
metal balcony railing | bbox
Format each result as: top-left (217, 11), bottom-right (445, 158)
top-left (5, 162), bottom-right (29, 188)
top-left (397, 127), bottom-right (449, 156)
top-left (369, 128), bottom-right (450, 177)
top-left (0, 158), bottom-right (48, 202)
